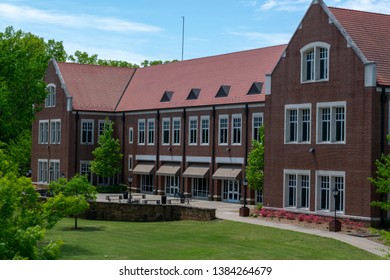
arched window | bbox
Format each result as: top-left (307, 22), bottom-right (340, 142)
top-left (300, 42), bottom-right (330, 83)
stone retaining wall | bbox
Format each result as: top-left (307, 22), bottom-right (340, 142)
top-left (82, 202), bottom-right (216, 222)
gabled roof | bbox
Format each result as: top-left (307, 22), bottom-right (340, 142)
top-left (328, 6), bottom-right (390, 86)
top-left (116, 45), bottom-right (286, 111)
top-left (55, 61), bottom-right (136, 111)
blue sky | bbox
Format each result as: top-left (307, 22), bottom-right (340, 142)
top-left (1, 0), bottom-right (390, 64)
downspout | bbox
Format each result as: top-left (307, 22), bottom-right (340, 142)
top-left (156, 109), bottom-right (160, 194)
top-left (244, 104), bottom-right (249, 205)
top-left (122, 112), bottom-right (126, 184)
top-left (379, 86), bottom-right (387, 227)
top-left (74, 111), bottom-right (79, 177)
top-left (182, 108), bottom-right (187, 193)
top-left (211, 106), bottom-right (216, 200)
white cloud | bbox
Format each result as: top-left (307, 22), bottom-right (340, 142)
top-left (230, 31), bottom-right (291, 46)
top-left (333, 0), bottom-right (390, 14)
top-left (0, 3), bottom-right (162, 33)
top-left (259, 0), bottom-right (311, 12)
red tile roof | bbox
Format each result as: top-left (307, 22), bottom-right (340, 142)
top-left (56, 62), bottom-right (136, 111)
top-left (116, 45), bottom-right (286, 111)
top-left (329, 7), bottom-right (390, 86)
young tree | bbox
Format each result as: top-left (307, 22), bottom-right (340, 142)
top-left (49, 174), bottom-right (97, 229)
top-left (246, 126), bottom-right (265, 193)
top-left (90, 119), bottom-right (123, 182)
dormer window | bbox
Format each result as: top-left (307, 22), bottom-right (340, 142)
top-left (45, 84), bottom-right (56, 107)
top-left (301, 42), bottom-right (330, 83)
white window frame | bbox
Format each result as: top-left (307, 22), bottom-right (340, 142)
top-left (38, 120), bottom-right (49, 144)
top-left (45, 84), bottom-right (56, 108)
top-left (316, 101), bottom-right (346, 144)
top-left (200, 115), bottom-right (210, 145)
top-left (172, 117), bottom-right (181, 145)
top-left (315, 170), bottom-right (345, 213)
top-left (128, 155), bottom-right (133, 171)
top-left (50, 119), bottom-right (61, 144)
top-left (147, 118), bottom-right (155, 145)
top-left (80, 119), bottom-right (94, 145)
top-left (138, 119), bottom-right (146, 145)
top-left (252, 113), bottom-right (263, 141)
top-left (231, 114), bottom-right (242, 145)
top-left (189, 116), bottom-right (198, 145)
top-left (218, 115), bottom-right (229, 145)
top-left (38, 159), bottom-right (48, 183)
top-left (162, 118), bottom-right (170, 145)
top-left (80, 161), bottom-right (93, 184)
top-left (283, 169), bottom-right (310, 210)
top-left (285, 104), bottom-right (311, 144)
top-left (129, 127), bottom-right (134, 144)
top-left (300, 42), bottom-right (330, 83)
top-left (49, 159), bottom-right (60, 182)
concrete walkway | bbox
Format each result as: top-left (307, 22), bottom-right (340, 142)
top-left (97, 193), bottom-right (389, 258)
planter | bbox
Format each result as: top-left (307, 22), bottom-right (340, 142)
top-left (239, 206), bottom-right (250, 217)
top-left (329, 220), bottom-right (342, 232)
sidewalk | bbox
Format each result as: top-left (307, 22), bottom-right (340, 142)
top-left (96, 193), bottom-right (389, 258)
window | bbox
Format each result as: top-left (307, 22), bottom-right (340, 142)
top-left (49, 160), bottom-right (60, 182)
top-left (128, 155), bottom-right (133, 171)
top-left (141, 174), bottom-right (154, 193)
top-left (284, 170), bottom-right (310, 209)
top-left (138, 119), bottom-right (145, 145)
top-left (81, 119), bottom-right (94, 144)
top-left (80, 161), bottom-right (93, 183)
top-left (200, 116), bottom-right (209, 145)
top-left (38, 120), bottom-right (49, 144)
top-left (45, 84), bottom-right (56, 107)
top-left (252, 113), bottom-right (263, 141)
top-left (316, 171), bottom-right (345, 213)
top-left (232, 114), bottom-right (242, 145)
top-left (165, 176), bottom-right (180, 195)
top-left (189, 116), bottom-right (198, 145)
top-left (192, 178), bottom-right (208, 199)
top-left (317, 102), bottom-right (346, 144)
top-left (50, 120), bottom-right (61, 144)
top-left (129, 127), bottom-right (133, 144)
top-left (172, 118), bottom-right (181, 145)
top-left (147, 119), bottom-right (155, 145)
top-left (285, 104), bottom-right (311, 143)
top-left (219, 115), bottom-right (228, 145)
top-left (38, 159), bottom-right (48, 183)
top-left (162, 118), bottom-right (170, 145)
top-left (301, 42), bottom-right (330, 83)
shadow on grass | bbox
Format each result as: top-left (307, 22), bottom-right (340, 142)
top-left (60, 244), bottom-right (94, 257)
top-left (58, 226), bottom-right (106, 232)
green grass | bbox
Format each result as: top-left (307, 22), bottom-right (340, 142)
top-left (44, 218), bottom-right (383, 260)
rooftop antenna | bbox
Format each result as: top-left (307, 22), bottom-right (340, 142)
top-left (181, 16), bottom-right (185, 61)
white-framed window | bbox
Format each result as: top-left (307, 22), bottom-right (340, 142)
top-left (45, 84), bottom-right (56, 108)
top-left (285, 104), bottom-right (311, 143)
top-left (129, 127), bottom-right (134, 144)
top-left (232, 114), bottom-right (242, 145)
top-left (81, 119), bottom-right (94, 144)
top-left (128, 155), bottom-right (133, 171)
top-left (140, 174), bottom-right (154, 193)
top-left (317, 102), bottom-right (346, 144)
top-left (38, 159), bottom-right (48, 183)
top-left (162, 118), bottom-right (170, 145)
top-left (49, 160), bottom-right (60, 182)
top-left (219, 115), bottom-right (229, 145)
top-left (316, 170), bottom-right (345, 213)
top-left (301, 42), bottom-right (330, 83)
top-left (252, 113), bottom-right (263, 141)
top-left (165, 176), bottom-right (180, 195)
top-left (80, 161), bottom-right (93, 183)
top-left (38, 120), bottom-right (49, 144)
top-left (200, 116), bottom-right (210, 145)
top-left (172, 117), bottom-right (181, 145)
top-left (138, 119), bottom-right (145, 145)
top-left (50, 119), bottom-right (61, 144)
top-left (189, 116), bottom-right (198, 145)
top-left (147, 118), bottom-right (155, 145)
top-left (284, 169), bottom-right (310, 209)
top-left (192, 178), bottom-right (208, 199)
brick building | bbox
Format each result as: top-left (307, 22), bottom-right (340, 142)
top-left (32, 45), bottom-right (286, 204)
top-left (264, 0), bottom-right (390, 222)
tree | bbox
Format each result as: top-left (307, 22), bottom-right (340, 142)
top-left (49, 174), bottom-right (97, 229)
top-left (246, 126), bottom-right (265, 193)
top-left (0, 150), bottom-right (63, 260)
top-left (90, 119), bottom-right (123, 181)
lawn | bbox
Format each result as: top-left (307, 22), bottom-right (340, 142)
top-left (44, 218), bottom-right (383, 260)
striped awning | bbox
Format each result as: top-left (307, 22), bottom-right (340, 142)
top-left (212, 165), bottom-right (242, 180)
top-left (156, 163), bottom-right (180, 176)
top-left (132, 162), bottom-right (155, 175)
top-left (183, 164), bottom-right (209, 178)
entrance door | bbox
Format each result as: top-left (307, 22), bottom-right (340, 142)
top-left (222, 180), bottom-right (240, 203)
top-left (166, 176), bottom-right (180, 196)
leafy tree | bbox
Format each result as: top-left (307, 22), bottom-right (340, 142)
top-left (246, 126), bottom-right (264, 192)
top-left (49, 174), bottom-right (97, 229)
top-left (0, 150), bottom-right (63, 259)
top-left (5, 130), bottom-right (31, 176)
top-left (45, 39), bottom-right (67, 62)
top-left (90, 119), bottom-right (123, 181)
top-left (68, 50), bottom-right (98, 64)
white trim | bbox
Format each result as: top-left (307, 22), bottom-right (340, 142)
top-left (138, 119), bottom-right (146, 145)
top-left (215, 104), bottom-right (245, 110)
top-left (129, 127), bottom-right (134, 144)
top-left (364, 62), bottom-right (377, 87)
top-left (38, 120), bottom-right (49, 144)
top-left (315, 170), bottom-right (346, 214)
top-left (215, 157), bottom-right (244, 164)
top-left (218, 114), bottom-right (229, 146)
top-left (135, 155), bottom-right (157, 161)
top-left (188, 116), bottom-right (198, 145)
top-left (160, 155), bottom-right (183, 162)
top-left (72, 111), bottom-right (121, 116)
top-left (231, 113), bottom-right (242, 146)
top-left (80, 119), bottom-right (94, 145)
top-left (126, 110), bottom-right (158, 116)
top-left (147, 118), bottom-right (155, 145)
top-left (128, 155), bottom-right (133, 171)
top-left (300, 42), bottom-right (330, 83)
top-left (200, 115), bottom-right (210, 146)
top-left (252, 112), bottom-right (264, 141)
top-left (186, 156), bottom-right (212, 163)
top-left (49, 119), bottom-right (61, 144)
top-left (162, 117), bottom-right (171, 145)
top-left (172, 117), bottom-right (181, 145)
top-left (248, 103), bottom-right (265, 108)
top-left (186, 106), bottom-right (213, 112)
top-left (160, 108), bottom-right (184, 114)
top-left (316, 101), bottom-right (347, 144)
top-left (283, 169), bottom-right (311, 210)
top-left (265, 74), bottom-right (272, 95)
top-left (37, 159), bottom-right (49, 184)
top-left (284, 104), bottom-right (312, 144)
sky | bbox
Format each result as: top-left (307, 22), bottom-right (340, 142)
top-left (1, 0), bottom-right (390, 64)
